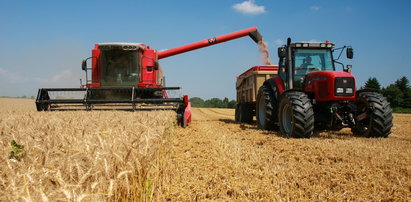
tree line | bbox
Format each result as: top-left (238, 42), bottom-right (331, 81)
top-left (189, 97), bottom-right (237, 108)
top-left (363, 76), bottom-right (411, 109)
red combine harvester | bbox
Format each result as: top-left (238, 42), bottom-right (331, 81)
top-left (36, 27), bottom-right (263, 127)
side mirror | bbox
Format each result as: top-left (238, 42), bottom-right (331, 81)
top-left (81, 60), bottom-right (87, 71)
top-left (278, 47), bottom-right (286, 58)
top-left (154, 61), bottom-right (159, 70)
top-left (346, 47), bottom-right (354, 59)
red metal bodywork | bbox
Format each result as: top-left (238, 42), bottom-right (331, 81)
top-left (304, 71), bottom-right (356, 101)
top-left (139, 49), bottom-right (158, 87)
top-left (272, 76), bottom-right (285, 95)
top-left (158, 27), bottom-right (260, 59)
top-left (90, 44), bottom-right (101, 88)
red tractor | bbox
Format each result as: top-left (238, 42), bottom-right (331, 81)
top-left (36, 27), bottom-right (263, 127)
top-left (252, 38), bottom-right (393, 138)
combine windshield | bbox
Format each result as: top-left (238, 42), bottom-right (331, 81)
top-left (100, 50), bottom-right (140, 86)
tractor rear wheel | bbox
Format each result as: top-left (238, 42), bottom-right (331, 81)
top-left (278, 91), bottom-right (314, 138)
top-left (256, 84), bottom-right (278, 130)
top-left (352, 92), bottom-right (393, 138)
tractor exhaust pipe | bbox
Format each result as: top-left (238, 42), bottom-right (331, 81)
top-left (158, 27), bottom-right (262, 59)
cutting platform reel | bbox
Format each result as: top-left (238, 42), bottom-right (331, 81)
top-left (35, 87), bottom-right (192, 127)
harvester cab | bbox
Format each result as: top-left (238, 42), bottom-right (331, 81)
top-left (255, 38), bottom-right (393, 138)
top-left (36, 27), bottom-right (263, 127)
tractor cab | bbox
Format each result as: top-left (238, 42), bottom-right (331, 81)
top-left (278, 39), bottom-right (353, 90)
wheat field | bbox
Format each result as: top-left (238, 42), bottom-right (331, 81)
top-left (0, 98), bottom-right (410, 201)
top-left (0, 98), bottom-right (176, 201)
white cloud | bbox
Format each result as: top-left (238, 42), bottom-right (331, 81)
top-left (0, 68), bottom-right (76, 85)
top-left (0, 67), bottom-right (29, 83)
top-left (0, 68), bottom-right (8, 75)
top-left (310, 6), bottom-right (320, 11)
top-left (34, 70), bottom-right (74, 83)
top-left (233, 0), bottom-right (266, 15)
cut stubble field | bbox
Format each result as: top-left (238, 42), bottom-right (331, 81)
top-left (0, 98), bottom-right (410, 201)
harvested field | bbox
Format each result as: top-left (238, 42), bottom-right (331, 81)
top-left (162, 108), bottom-right (411, 201)
top-left (0, 98), bottom-right (410, 201)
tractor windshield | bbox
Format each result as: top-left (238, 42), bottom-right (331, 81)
top-left (293, 48), bottom-right (334, 88)
top-left (100, 50), bottom-right (140, 86)
top-left (294, 48), bottom-right (334, 72)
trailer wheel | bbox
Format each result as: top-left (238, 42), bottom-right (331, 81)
top-left (256, 84), bottom-right (278, 130)
top-left (236, 103), bottom-right (252, 123)
top-left (235, 104), bottom-right (240, 122)
top-left (236, 103), bottom-right (253, 123)
top-left (278, 91), bottom-right (314, 138)
top-left (352, 92), bottom-right (393, 138)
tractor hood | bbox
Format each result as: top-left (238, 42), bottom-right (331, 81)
top-left (305, 71), bottom-right (354, 81)
top-left (304, 71), bottom-right (356, 101)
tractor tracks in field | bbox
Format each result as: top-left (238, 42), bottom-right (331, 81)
top-left (161, 108), bottom-right (411, 201)
top-left (162, 108), bottom-right (281, 199)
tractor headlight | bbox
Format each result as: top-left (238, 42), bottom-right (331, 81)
top-left (336, 88), bottom-right (344, 93)
top-left (346, 88), bottom-right (353, 94)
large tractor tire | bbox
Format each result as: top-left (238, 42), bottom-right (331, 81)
top-left (235, 103), bottom-right (253, 123)
top-left (256, 84), bottom-right (278, 130)
top-left (352, 92), bottom-right (393, 138)
top-left (278, 91), bottom-right (314, 138)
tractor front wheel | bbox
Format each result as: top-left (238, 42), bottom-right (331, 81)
top-left (352, 92), bottom-right (393, 138)
top-left (278, 91), bottom-right (314, 138)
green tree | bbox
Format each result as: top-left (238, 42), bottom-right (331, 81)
top-left (382, 84), bottom-right (403, 108)
top-left (189, 97), bottom-right (238, 109)
top-left (394, 76), bottom-right (410, 92)
top-left (227, 100), bottom-right (237, 108)
top-left (403, 88), bottom-right (411, 108)
top-left (364, 77), bottom-right (381, 90)
top-left (204, 98), bottom-right (224, 108)
top-left (189, 97), bottom-right (205, 108)
top-left (392, 76), bottom-right (411, 108)
top-left (223, 97), bottom-right (229, 108)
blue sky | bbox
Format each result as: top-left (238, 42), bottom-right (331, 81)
top-left (0, 0), bottom-right (410, 99)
